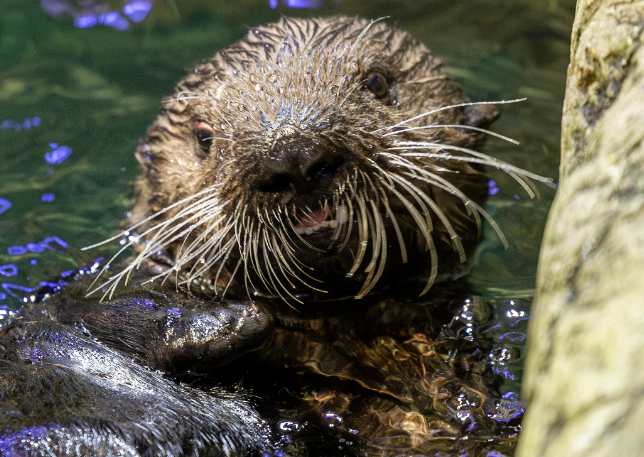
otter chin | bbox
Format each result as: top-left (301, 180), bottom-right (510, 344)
top-left (88, 15), bottom-right (548, 307)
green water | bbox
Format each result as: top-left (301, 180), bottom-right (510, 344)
top-left (0, 0), bottom-right (575, 454)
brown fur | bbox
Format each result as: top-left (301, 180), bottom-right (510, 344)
top-left (128, 16), bottom-right (496, 304)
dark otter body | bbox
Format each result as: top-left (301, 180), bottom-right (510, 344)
top-left (0, 16), bottom-right (542, 456)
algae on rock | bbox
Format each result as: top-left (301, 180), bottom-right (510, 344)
top-left (518, 1), bottom-right (644, 456)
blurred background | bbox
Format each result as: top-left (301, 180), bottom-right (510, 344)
top-left (0, 0), bottom-right (574, 325)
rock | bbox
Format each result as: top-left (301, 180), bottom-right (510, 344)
top-left (518, 1), bottom-right (644, 456)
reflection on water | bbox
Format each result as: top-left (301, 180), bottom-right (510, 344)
top-left (1, 116), bottom-right (42, 131)
top-left (41, 0), bottom-right (153, 30)
top-left (269, 0), bottom-right (326, 8)
top-left (0, 0), bottom-right (575, 454)
top-left (40, 0), bottom-right (327, 31)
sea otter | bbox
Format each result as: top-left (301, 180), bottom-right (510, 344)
top-left (0, 16), bottom-right (549, 456)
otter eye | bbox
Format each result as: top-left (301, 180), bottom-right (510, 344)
top-left (365, 72), bottom-right (389, 99)
top-left (193, 121), bottom-right (214, 152)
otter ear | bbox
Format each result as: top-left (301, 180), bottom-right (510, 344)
top-left (463, 104), bottom-right (499, 129)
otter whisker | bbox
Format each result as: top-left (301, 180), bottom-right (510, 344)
top-left (82, 184), bottom-right (219, 251)
top-left (179, 222), bottom-right (234, 281)
top-left (383, 167), bottom-right (442, 294)
top-left (245, 218), bottom-right (265, 289)
top-left (139, 199), bottom-right (223, 267)
top-left (422, 231), bottom-right (439, 296)
top-left (380, 153), bottom-right (482, 231)
top-left (143, 222), bottom-right (208, 287)
top-left (382, 153), bottom-right (510, 248)
top-left (241, 217), bottom-right (260, 297)
top-left (212, 238), bottom-right (237, 296)
top-left (339, 177), bottom-right (361, 252)
top-left (173, 223), bottom-right (199, 272)
top-left (349, 16), bottom-right (390, 54)
top-left (231, 206), bottom-right (258, 296)
top-left (394, 148), bottom-right (542, 198)
top-left (262, 209), bottom-right (304, 290)
top-left (382, 153), bottom-right (482, 219)
top-left (381, 178), bottom-right (438, 295)
top-left (356, 199), bottom-right (377, 293)
top-left (363, 196), bottom-right (379, 275)
top-left (358, 171), bottom-right (395, 283)
top-left (86, 196), bottom-right (219, 297)
top-left (134, 210), bottom-right (229, 286)
top-left (221, 256), bottom-right (243, 299)
top-left (330, 192), bottom-right (343, 244)
top-left (273, 228), bottom-right (324, 286)
top-left (265, 232), bottom-right (298, 291)
top-left (268, 224), bottom-right (319, 282)
top-left (365, 164), bottom-right (408, 264)
top-left (346, 191), bottom-right (370, 279)
top-left (399, 75), bottom-right (449, 85)
top-left (358, 169), bottom-right (378, 204)
top-left (388, 172), bottom-right (466, 263)
top-left (371, 164), bottom-right (432, 241)
top-left (254, 223), bottom-right (282, 301)
top-left (382, 124), bottom-right (520, 145)
top-left (364, 157), bottom-right (395, 188)
top-left (375, 182), bottom-right (408, 264)
top-left (372, 98), bottom-right (527, 134)
top-left (237, 221), bottom-right (253, 300)
top-left (355, 197), bottom-right (388, 299)
top-left (260, 229), bottom-right (302, 307)
top-left (270, 230), bottom-right (325, 294)
top-left (338, 195), bottom-right (355, 252)
top-left (392, 172), bottom-right (434, 233)
top-left (373, 197), bottom-right (389, 285)
top-left (175, 214), bottom-right (229, 269)
top-left (91, 215), bottom-right (194, 292)
top-left (202, 136), bottom-right (234, 143)
top-left (233, 202), bottom-right (248, 249)
top-left (272, 208), bottom-right (313, 269)
top-left (133, 209), bottom-right (221, 281)
top-left (87, 199), bottom-right (219, 295)
top-left (180, 232), bottom-right (235, 287)
top-left (391, 141), bottom-right (553, 186)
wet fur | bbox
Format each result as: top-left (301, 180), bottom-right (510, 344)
top-left (0, 275), bottom-right (271, 456)
top-left (91, 16), bottom-right (523, 305)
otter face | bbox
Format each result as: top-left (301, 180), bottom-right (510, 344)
top-left (93, 17), bottom-right (545, 305)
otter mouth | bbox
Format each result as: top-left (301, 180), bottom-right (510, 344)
top-left (294, 205), bottom-right (349, 237)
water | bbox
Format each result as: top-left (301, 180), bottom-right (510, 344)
top-left (0, 0), bottom-right (575, 454)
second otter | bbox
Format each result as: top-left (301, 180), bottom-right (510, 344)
top-left (0, 16), bottom-right (548, 456)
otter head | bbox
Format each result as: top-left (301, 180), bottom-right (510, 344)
top-left (116, 16), bottom-right (530, 305)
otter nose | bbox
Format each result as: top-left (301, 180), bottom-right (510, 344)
top-left (253, 136), bottom-right (344, 194)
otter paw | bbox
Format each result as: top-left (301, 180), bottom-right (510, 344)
top-left (0, 321), bottom-right (270, 456)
